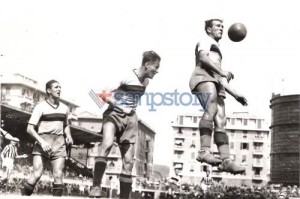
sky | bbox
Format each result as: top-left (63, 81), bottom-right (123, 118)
top-left (1, 0), bottom-right (299, 166)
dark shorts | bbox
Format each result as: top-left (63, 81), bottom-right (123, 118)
top-left (32, 134), bottom-right (66, 160)
top-left (102, 107), bottom-right (138, 144)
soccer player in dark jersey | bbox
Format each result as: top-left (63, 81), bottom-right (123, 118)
top-left (89, 51), bottom-right (161, 198)
top-left (21, 80), bottom-right (73, 196)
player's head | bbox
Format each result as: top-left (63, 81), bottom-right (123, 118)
top-left (142, 50), bottom-right (161, 79)
top-left (205, 18), bottom-right (224, 41)
top-left (46, 80), bottom-right (61, 99)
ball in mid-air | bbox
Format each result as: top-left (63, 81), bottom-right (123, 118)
top-left (228, 23), bottom-right (247, 42)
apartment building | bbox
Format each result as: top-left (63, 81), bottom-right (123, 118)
top-left (171, 112), bottom-right (270, 186)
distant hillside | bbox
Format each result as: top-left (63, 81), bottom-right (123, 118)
top-left (152, 164), bottom-right (170, 179)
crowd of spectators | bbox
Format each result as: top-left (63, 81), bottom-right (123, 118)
top-left (0, 177), bottom-right (91, 196)
top-left (158, 183), bottom-right (300, 199)
top-left (1, 159), bottom-right (299, 199)
top-left (0, 174), bottom-right (299, 199)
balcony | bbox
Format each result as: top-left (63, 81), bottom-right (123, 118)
top-left (253, 149), bottom-right (263, 155)
top-left (253, 162), bottom-right (263, 168)
top-left (211, 171), bottom-right (222, 178)
top-left (253, 136), bottom-right (264, 143)
top-left (173, 164), bottom-right (183, 170)
top-left (252, 174), bottom-right (263, 181)
top-left (173, 157), bottom-right (184, 163)
top-left (175, 133), bottom-right (185, 139)
top-left (174, 145), bottom-right (184, 151)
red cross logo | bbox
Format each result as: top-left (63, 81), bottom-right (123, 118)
top-left (97, 90), bottom-right (111, 102)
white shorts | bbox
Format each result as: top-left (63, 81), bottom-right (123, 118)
top-left (2, 158), bottom-right (14, 170)
top-left (201, 184), bottom-right (210, 192)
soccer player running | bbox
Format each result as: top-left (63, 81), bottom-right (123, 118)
top-left (21, 80), bottom-right (73, 196)
top-left (189, 18), bottom-right (247, 174)
top-left (89, 51), bottom-right (161, 198)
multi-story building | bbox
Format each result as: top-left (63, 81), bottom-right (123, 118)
top-left (1, 73), bottom-right (78, 114)
top-left (171, 112), bottom-right (270, 186)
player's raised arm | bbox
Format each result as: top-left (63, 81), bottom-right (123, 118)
top-left (198, 50), bottom-right (234, 81)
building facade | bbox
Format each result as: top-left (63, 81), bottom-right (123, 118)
top-left (1, 74), bottom-right (78, 114)
top-left (269, 94), bottom-right (300, 186)
top-left (171, 112), bottom-right (270, 186)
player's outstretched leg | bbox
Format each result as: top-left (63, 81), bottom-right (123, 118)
top-left (196, 119), bottom-right (222, 166)
top-left (214, 131), bottom-right (245, 174)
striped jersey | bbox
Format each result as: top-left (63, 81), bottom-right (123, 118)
top-left (202, 176), bottom-right (213, 185)
top-left (1, 144), bottom-right (17, 158)
top-left (28, 100), bottom-right (69, 135)
top-left (111, 69), bottom-right (149, 113)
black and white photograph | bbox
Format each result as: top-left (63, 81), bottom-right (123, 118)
top-left (0, 0), bottom-right (299, 198)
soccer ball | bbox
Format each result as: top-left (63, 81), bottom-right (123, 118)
top-left (228, 23), bottom-right (247, 42)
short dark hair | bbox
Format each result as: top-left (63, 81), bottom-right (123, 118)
top-left (46, 80), bottom-right (59, 94)
top-left (142, 50), bottom-right (161, 66)
top-left (205, 19), bottom-right (223, 34)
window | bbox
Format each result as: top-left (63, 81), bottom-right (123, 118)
top-left (257, 119), bottom-right (262, 129)
top-left (175, 140), bottom-right (183, 146)
top-left (22, 88), bottom-right (30, 97)
top-left (190, 164), bottom-right (195, 172)
top-left (242, 155), bottom-right (247, 163)
top-left (243, 119), bottom-right (248, 125)
top-left (179, 116), bottom-right (183, 125)
top-left (191, 152), bottom-right (195, 159)
top-left (190, 140), bottom-right (196, 148)
top-left (230, 154), bottom-right (236, 161)
top-left (237, 118), bottom-right (242, 125)
top-left (254, 168), bottom-right (260, 175)
top-left (231, 118), bottom-right (235, 125)
top-left (145, 152), bottom-right (148, 161)
top-left (176, 153), bottom-right (182, 159)
top-left (230, 142), bottom-right (234, 149)
top-left (202, 165), bottom-right (208, 172)
top-left (146, 140), bottom-right (150, 150)
top-left (240, 143), bottom-right (249, 150)
top-left (256, 157), bottom-right (261, 163)
top-left (178, 128), bottom-right (183, 134)
top-left (243, 131), bottom-right (247, 138)
top-left (193, 116), bottom-right (198, 123)
top-left (257, 132), bottom-right (262, 136)
top-left (192, 130), bottom-right (197, 136)
top-left (3, 86), bottom-right (11, 94)
top-left (230, 130), bottom-right (235, 137)
top-left (33, 92), bottom-right (40, 101)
